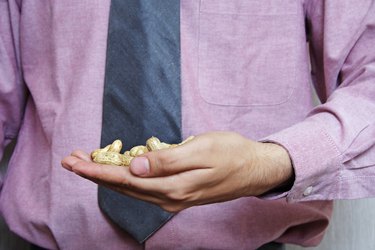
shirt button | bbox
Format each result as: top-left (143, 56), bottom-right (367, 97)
top-left (303, 186), bottom-right (313, 196)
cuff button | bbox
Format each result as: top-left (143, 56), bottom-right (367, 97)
top-left (303, 186), bottom-right (313, 196)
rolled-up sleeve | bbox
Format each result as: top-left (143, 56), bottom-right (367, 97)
top-left (0, 0), bottom-right (27, 174)
top-left (265, 0), bottom-right (375, 202)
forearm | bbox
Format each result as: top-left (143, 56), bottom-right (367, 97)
top-left (246, 142), bottom-right (294, 196)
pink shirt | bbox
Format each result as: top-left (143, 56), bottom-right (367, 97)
top-left (1, 0), bottom-right (374, 249)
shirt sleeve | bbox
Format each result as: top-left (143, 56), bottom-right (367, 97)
top-left (0, 0), bottom-right (27, 177)
top-left (264, 0), bottom-right (375, 202)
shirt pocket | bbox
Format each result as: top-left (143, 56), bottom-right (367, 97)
top-left (198, 0), bottom-right (299, 106)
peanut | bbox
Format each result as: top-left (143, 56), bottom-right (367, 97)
top-left (108, 139), bottom-right (122, 153)
top-left (146, 137), bottom-right (170, 151)
top-left (129, 145), bottom-right (148, 157)
top-left (91, 136), bottom-right (194, 166)
top-left (93, 151), bottom-right (132, 166)
top-left (91, 144), bottom-right (111, 159)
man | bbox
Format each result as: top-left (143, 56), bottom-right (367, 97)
top-left (1, 0), bottom-right (375, 249)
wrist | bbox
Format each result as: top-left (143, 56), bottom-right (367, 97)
top-left (256, 142), bottom-right (294, 194)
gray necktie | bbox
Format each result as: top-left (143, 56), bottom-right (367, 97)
top-left (98, 0), bottom-right (181, 244)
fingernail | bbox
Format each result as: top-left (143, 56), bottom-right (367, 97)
top-left (71, 150), bottom-right (91, 162)
top-left (61, 160), bottom-right (72, 171)
top-left (130, 157), bottom-right (150, 176)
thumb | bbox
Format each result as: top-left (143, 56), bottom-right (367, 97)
top-left (129, 156), bottom-right (151, 177)
top-left (129, 141), bottom-right (204, 177)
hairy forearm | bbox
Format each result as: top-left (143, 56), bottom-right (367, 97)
top-left (252, 142), bottom-right (294, 195)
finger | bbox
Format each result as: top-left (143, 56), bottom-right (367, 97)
top-left (61, 156), bottom-right (73, 171)
top-left (63, 155), bottom-right (199, 201)
top-left (91, 179), bottom-right (167, 207)
top-left (74, 172), bottom-right (180, 211)
top-left (62, 154), bottom-right (83, 171)
top-left (64, 155), bottom-right (134, 185)
top-left (71, 150), bottom-right (92, 162)
top-left (130, 136), bottom-right (212, 177)
top-left (103, 181), bottom-right (189, 212)
top-left (64, 156), bottom-right (170, 194)
top-left (81, 170), bottom-right (169, 201)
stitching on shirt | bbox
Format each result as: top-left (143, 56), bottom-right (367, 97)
top-left (340, 175), bottom-right (375, 180)
top-left (197, 1), bottom-right (298, 108)
top-left (308, 124), bottom-right (341, 199)
top-left (196, 12), bottom-right (299, 107)
top-left (199, 0), bottom-right (299, 16)
top-left (199, 11), bottom-right (298, 17)
top-left (314, 116), bottom-right (342, 156)
top-left (318, 125), bottom-right (342, 198)
top-left (341, 123), bottom-right (371, 162)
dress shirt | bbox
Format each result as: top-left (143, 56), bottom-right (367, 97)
top-left (0, 0), bottom-right (374, 249)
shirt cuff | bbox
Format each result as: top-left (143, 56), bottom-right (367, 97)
top-left (262, 118), bottom-right (342, 203)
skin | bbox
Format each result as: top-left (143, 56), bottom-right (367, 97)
top-left (61, 131), bottom-right (293, 213)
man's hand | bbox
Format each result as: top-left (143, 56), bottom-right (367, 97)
top-left (61, 132), bottom-right (293, 212)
